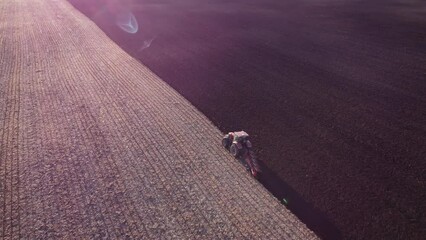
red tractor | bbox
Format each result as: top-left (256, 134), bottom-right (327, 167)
top-left (222, 131), bottom-right (260, 178)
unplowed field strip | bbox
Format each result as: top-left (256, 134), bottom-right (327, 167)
top-left (0, 0), bottom-right (316, 238)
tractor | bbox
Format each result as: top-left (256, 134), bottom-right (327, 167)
top-left (222, 131), bottom-right (260, 177)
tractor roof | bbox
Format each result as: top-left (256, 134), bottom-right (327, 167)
top-left (234, 131), bottom-right (249, 138)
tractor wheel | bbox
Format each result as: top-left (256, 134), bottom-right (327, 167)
top-left (222, 137), bottom-right (231, 149)
top-left (230, 144), bottom-right (239, 157)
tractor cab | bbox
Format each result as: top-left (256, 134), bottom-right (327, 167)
top-left (233, 131), bottom-right (252, 148)
top-left (222, 131), bottom-right (252, 149)
top-left (233, 131), bottom-right (249, 143)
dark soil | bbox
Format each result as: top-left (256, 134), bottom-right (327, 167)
top-left (68, 0), bottom-right (426, 239)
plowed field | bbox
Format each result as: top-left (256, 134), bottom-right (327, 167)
top-left (68, 0), bottom-right (426, 239)
top-left (0, 0), bottom-right (317, 239)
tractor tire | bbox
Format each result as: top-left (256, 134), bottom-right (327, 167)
top-left (230, 144), bottom-right (239, 157)
top-left (222, 137), bottom-right (231, 149)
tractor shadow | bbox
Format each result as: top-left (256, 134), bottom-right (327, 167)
top-left (257, 161), bottom-right (342, 240)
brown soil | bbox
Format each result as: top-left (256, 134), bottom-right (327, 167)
top-left (68, 0), bottom-right (426, 239)
top-left (0, 0), bottom-right (317, 239)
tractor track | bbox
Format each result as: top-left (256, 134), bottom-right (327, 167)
top-left (0, 0), bottom-right (316, 239)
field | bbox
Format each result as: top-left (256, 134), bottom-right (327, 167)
top-left (0, 0), bottom-right (317, 239)
top-left (68, 0), bottom-right (426, 239)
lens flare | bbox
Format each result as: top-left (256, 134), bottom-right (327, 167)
top-left (116, 11), bottom-right (138, 34)
top-left (138, 37), bottom-right (155, 52)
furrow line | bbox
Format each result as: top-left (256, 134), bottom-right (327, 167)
top-left (2, 1), bottom-right (23, 238)
top-left (55, 27), bottom-right (158, 237)
top-left (18, 6), bottom-right (63, 238)
top-left (52, 38), bottom-right (115, 240)
top-left (35, 44), bottom-right (66, 239)
top-left (26, 2), bottom-right (98, 237)
top-left (34, 3), bottom-right (117, 236)
top-left (34, 4), bottom-right (100, 237)
top-left (16, 30), bottom-right (42, 237)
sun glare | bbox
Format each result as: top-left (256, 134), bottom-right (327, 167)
top-left (116, 11), bottom-right (138, 34)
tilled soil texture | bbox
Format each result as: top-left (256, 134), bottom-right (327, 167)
top-left (68, 0), bottom-right (426, 239)
top-left (0, 0), bottom-right (318, 239)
